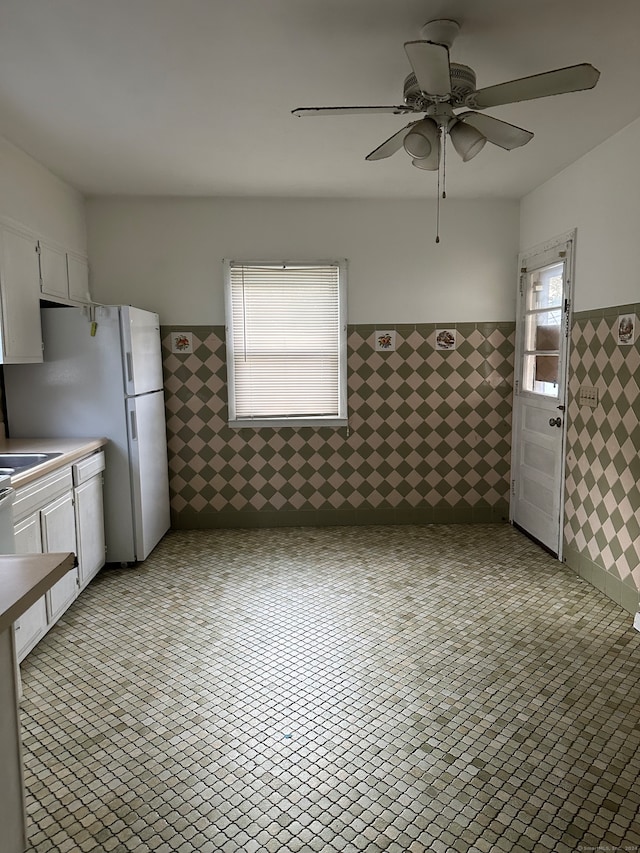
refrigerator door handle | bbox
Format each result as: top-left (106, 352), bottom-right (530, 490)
top-left (126, 352), bottom-right (133, 384)
top-left (130, 410), bottom-right (137, 440)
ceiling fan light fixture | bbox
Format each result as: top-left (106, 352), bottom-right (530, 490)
top-left (411, 156), bottom-right (439, 171)
top-left (403, 117), bottom-right (438, 159)
top-left (450, 121), bottom-right (487, 162)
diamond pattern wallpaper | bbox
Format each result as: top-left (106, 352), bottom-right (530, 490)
top-left (161, 323), bottom-right (515, 529)
top-left (564, 304), bottom-right (640, 610)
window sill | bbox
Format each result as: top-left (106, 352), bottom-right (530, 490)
top-left (229, 417), bottom-right (348, 429)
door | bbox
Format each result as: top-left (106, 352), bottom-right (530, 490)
top-left (127, 391), bottom-right (171, 560)
top-left (120, 306), bottom-right (164, 395)
top-left (75, 475), bottom-right (106, 588)
top-left (41, 491), bottom-right (78, 622)
top-left (510, 233), bottom-right (574, 555)
top-left (0, 225), bottom-right (43, 363)
top-left (13, 514), bottom-right (47, 662)
top-left (39, 240), bottom-right (69, 300)
top-left (67, 252), bottom-right (90, 304)
top-left (0, 627), bottom-right (27, 853)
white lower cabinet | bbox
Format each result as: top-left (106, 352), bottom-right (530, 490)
top-left (12, 451), bottom-right (106, 663)
top-left (13, 514), bottom-right (46, 661)
top-left (73, 453), bottom-right (106, 589)
top-left (41, 491), bottom-right (78, 622)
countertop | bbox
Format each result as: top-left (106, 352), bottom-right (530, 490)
top-left (0, 437), bottom-right (107, 488)
top-left (0, 552), bottom-right (76, 633)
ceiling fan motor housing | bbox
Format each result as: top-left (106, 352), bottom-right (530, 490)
top-left (404, 63), bottom-right (477, 109)
top-left (403, 73), bottom-right (429, 109)
top-left (450, 64), bottom-right (477, 106)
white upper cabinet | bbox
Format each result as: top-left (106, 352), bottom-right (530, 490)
top-left (39, 239), bottom-right (69, 300)
top-left (0, 218), bottom-right (91, 363)
top-left (67, 252), bottom-right (90, 304)
top-left (0, 224), bottom-right (43, 363)
top-left (39, 240), bottom-right (91, 305)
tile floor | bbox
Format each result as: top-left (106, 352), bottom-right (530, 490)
top-left (20, 524), bottom-right (640, 853)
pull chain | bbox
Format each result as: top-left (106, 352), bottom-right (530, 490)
top-left (435, 126), bottom-right (447, 244)
top-left (436, 147), bottom-right (441, 244)
top-left (435, 126), bottom-right (445, 243)
top-left (442, 125), bottom-right (447, 200)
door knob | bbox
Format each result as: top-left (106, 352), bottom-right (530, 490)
top-left (549, 417), bottom-right (562, 427)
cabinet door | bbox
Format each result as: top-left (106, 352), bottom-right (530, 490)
top-left (0, 225), bottom-right (43, 363)
top-left (75, 475), bottom-right (105, 588)
top-left (41, 491), bottom-right (78, 623)
top-left (39, 240), bottom-right (69, 300)
top-left (67, 253), bottom-right (90, 304)
top-left (13, 513), bottom-right (47, 662)
top-left (14, 511), bottom-right (42, 553)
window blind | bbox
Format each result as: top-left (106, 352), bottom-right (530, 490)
top-left (225, 262), bottom-right (347, 426)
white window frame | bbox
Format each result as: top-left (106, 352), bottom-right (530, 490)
top-left (223, 259), bottom-right (348, 428)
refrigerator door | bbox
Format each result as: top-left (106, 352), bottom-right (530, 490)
top-left (120, 306), bottom-right (164, 396)
top-left (6, 307), bottom-right (126, 435)
top-left (126, 391), bottom-right (171, 561)
top-left (4, 306), bottom-right (138, 563)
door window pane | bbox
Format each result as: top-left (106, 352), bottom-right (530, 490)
top-left (525, 310), bottom-right (561, 351)
top-left (534, 355), bottom-right (559, 385)
top-left (523, 355), bottom-right (560, 397)
top-left (527, 263), bottom-right (563, 310)
top-left (521, 260), bottom-right (564, 399)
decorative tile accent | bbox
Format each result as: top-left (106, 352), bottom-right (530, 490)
top-left (19, 525), bottom-right (640, 852)
top-left (161, 323), bottom-right (515, 527)
top-left (435, 328), bottom-right (457, 350)
top-left (564, 305), bottom-right (640, 593)
top-left (616, 313), bottom-right (636, 346)
top-left (170, 330), bottom-right (193, 353)
top-left (374, 329), bottom-right (396, 351)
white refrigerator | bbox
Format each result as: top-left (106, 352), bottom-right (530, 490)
top-left (4, 305), bottom-right (171, 564)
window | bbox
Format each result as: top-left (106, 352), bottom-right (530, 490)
top-left (521, 261), bottom-right (565, 397)
top-left (224, 260), bottom-right (347, 427)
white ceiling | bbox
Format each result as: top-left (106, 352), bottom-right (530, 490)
top-left (1, 0), bottom-right (639, 200)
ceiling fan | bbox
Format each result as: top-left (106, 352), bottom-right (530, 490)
top-left (292, 19), bottom-right (600, 171)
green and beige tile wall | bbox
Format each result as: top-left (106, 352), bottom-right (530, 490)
top-left (564, 303), bottom-right (640, 614)
top-left (161, 323), bottom-right (515, 529)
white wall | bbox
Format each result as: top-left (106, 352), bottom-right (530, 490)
top-left (520, 117), bottom-right (640, 312)
top-left (86, 197), bottom-right (520, 324)
top-left (0, 137), bottom-right (86, 252)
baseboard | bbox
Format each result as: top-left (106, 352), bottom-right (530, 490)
top-left (171, 501), bottom-right (511, 531)
top-left (563, 545), bottom-right (640, 615)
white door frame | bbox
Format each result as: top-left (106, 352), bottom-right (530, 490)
top-left (510, 229), bottom-right (576, 558)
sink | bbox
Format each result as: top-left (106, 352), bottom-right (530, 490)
top-left (0, 452), bottom-right (63, 473)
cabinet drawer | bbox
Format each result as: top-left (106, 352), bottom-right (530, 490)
top-left (72, 451), bottom-right (105, 486)
top-left (13, 466), bottom-right (73, 522)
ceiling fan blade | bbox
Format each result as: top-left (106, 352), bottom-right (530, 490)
top-left (292, 105), bottom-right (410, 117)
top-left (366, 123), bottom-right (417, 161)
top-left (404, 40), bottom-right (451, 97)
top-left (470, 63), bottom-right (600, 109)
top-left (455, 112), bottom-right (534, 150)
